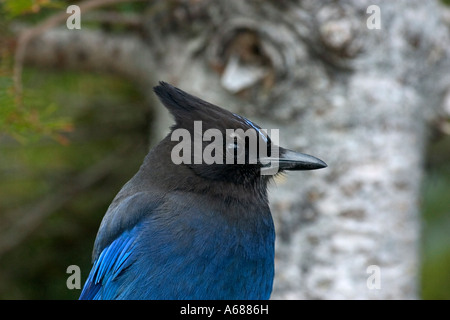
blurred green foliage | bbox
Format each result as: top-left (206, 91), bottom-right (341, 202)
top-left (0, 0), bottom-right (72, 143)
top-left (421, 136), bottom-right (450, 300)
top-left (2, 0), bottom-right (64, 19)
top-left (0, 68), bottom-right (150, 299)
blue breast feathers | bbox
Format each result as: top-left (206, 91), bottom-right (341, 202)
top-left (80, 192), bottom-right (275, 300)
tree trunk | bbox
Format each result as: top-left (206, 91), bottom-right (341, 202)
top-left (21, 0), bottom-right (450, 299)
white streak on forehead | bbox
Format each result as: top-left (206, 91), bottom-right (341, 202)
top-left (233, 113), bottom-right (268, 142)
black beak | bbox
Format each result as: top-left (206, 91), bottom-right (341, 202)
top-left (260, 147), bottom-right (327, 172)
top-left (278, 148), bottom-right (327, 171)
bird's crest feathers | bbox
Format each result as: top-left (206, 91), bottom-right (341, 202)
top-left (153, 81), bottom-right (263, 135)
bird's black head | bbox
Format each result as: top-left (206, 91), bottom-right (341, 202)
top-left (152, 82), bottom-right (326, 189)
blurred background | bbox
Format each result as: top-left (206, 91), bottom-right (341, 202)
top-left (0, 0), bottom-right (449, 299)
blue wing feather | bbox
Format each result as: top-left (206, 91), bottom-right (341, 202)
top-left (79, 228), bottom-right (138, 300)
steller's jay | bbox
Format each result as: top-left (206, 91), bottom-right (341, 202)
top-left (79, 82), bottom-right (326, 300)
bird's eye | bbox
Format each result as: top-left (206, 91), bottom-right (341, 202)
top-left (226, 140), bottom-right (240, 156)
top-left (227, 142), bottom-right (238, 151)
top-left (225, 135), bottom-right (245, 161)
